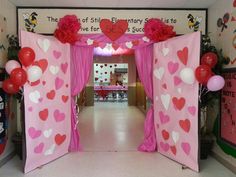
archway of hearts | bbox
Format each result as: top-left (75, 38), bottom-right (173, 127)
top-left (6, 15), bottom-right (201, 173)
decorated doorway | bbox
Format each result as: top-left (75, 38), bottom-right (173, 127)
top-left (11, 8), bottom-right (209, 173)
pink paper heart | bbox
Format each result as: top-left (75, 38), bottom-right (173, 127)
top-left (188, 106), bottom-right (196, 116)
top-left (168, 61), bottom-right (179, 75)
top-left (54, 109), bottom-right (65, 122)
top-left (28, 127), bottom-right (42, 139)
top-left (159, 111), bottom-right (170, 124)
top-left (160, 142), bottom-right (169, 152)
top-left (34, 143), bottom-right (44, 154)
top-left (53, 50), bottom-right (61, 59)
top-left (61, 62), bottom-right (68, 74)
top-left (55, 77), bottom-right (64, 90)
top-left (181, 142), bottom-right (191, 155)
top-left (28, 107), bottom-right (33, 112)
top-left (174, 76), bottom-right (182, 86)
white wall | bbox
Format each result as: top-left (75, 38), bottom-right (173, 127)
top-left (0, 0), bottom-right (17, 163)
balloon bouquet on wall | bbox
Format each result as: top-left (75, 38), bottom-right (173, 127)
top-left (195, 52), bottom-right (225, 101)
top-left (3, 47), bottom-right (42, 94)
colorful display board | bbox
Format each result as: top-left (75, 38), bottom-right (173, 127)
top-left (153, 32), bottom-right (200, 171)
top-left (21, 31), bottom-right (71, 173)
top-left (221, 68), bottom-right (236, 147)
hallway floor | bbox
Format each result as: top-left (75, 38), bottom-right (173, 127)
top-left (0, 103), bottom-right (235, 177)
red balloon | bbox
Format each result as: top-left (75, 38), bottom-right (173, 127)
top-left (18, 47), bottom-right (35, 67)
top-left (2, 79), bottom-right (19, 94)
top-left (201, 52), bottom-right (218, 68)
top-left (10, 68), bottom-right (27, 86)
top-left (195, 65), bottom-right (212, 84)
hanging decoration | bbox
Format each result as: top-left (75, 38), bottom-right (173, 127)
top-left (54, 15), bottom-right (81, 44)
top-left (144, 18), bottom-right (176, 42)
top-left (99, 19), bottom-right (128, 41)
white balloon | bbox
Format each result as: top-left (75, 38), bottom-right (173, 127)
top-left (180, 68), bottom-right (195, 85)
top-left (27, 65), bottom-right (43, 82)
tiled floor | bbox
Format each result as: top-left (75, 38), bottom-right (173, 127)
top-left (0, 103), bottom-right (235, 177)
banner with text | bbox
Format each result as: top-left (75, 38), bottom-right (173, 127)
top-left (17, 8), bottom-right (207, 35)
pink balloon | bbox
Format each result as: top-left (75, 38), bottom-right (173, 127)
top-left (207, 75), bottom-right (225, 91)
top-left (5, 60), bottom-right (21, 74)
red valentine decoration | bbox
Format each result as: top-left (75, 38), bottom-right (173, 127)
top-left (144, 18), bottom-right (176, 42)
top-left (2, 79), bottom-right (19, 94)
top-left (54, 15), bottom-right (81, 44)
top-left (234, 0), bottom-right (236, 7)
top-left (195, 64), bottom-right (212, 84)
top-left (10, 68), bottom-right (27, 86)
top-left (100, 19), bottom-right (128, 41)
top-left (54, 29), bottom-right (80, 44)
top-left (33, 59), bottom-right (48, 73)
top-left (18, 47), bottom-right (35, 67)
top-left (58, 15), bottom-right (81, 33)
top-left (200, 52), bottom-right (218, 68)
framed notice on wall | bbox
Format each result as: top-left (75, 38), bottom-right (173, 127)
top-left (17, 7), bottom-right (207, 35)
top-left (221, 68), bottom-right (236, 147)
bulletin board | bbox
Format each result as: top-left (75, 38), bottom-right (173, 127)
top-left (221, 68), bottom-right (236, 147)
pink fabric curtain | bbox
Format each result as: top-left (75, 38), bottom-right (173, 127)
top-left (69, 45), bottom-right (94, 152)
top-left (135, 44), bottom-right (157, 152)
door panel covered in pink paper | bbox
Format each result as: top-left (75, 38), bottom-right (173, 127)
top-left (153, 32), bottom-right (200, 171)
top-left (21, 31), bottom-right (71, 173)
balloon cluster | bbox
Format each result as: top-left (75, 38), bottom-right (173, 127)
top-left (195, 52), bottom-right (225, 94)
top-left (3, 47), bottom-right (43, 94)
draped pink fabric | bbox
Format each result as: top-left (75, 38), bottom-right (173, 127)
top-left (69, 34), bottom-right (156, 152)
top-left (135, 44), bottom-right (157, 152)
top-left (69, 45), bottom-right (94, 151)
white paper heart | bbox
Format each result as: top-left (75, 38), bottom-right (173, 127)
top-left (125, 41), bottom-right (133, 49)
top-left (162, 48), bottom-right (169, 56)
top-left (106, 43), bottom-right (112, 50)
top-left (37, 38), bottom-right (50, 52)
top-left (161, 94), bottom-right (170, 110)
top-left (44, 144), bottom-right (56, 156)
top-left (43, 129), bottom-right (53, 138)
top-left (142, 36), bottom-right (150, 42)
top-left (49, 66), bottom-right (59, 75)
top-left (172, 131), bottom-right (180, 144)
top-left (177, 88), bottom-right (182, 94)
top-left (29, 91), bottom-right (40, 103)
top-left (87, 39), bottom-right (94, 45)
top-left (154, 67), bottom-right (165, 80)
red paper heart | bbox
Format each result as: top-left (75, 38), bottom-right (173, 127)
top-left (132, 40), bottom-right (139, 46)
top-left (162, 129), bottom-right (169, 140)
top-left (234, 0), bottom-right (236, 7)
top-left (47, 90), bottom-right (55, 100)
top-left (93, 41), bottom-right (99, 47)
top-left (0, 142), bottom-right (6, 155)
top-left (30, 80), bottom-right (40, 86)
top-left (100, 19), bottom-right (128, 41)
top-left (172, 97), bottom-right (186, 110)
top-left (100, 65), bottom-right (103, 68)
top-left (34, 59), bottom-right (48, 73)
top-left (62, 95), bottom-right (69, 103)
top-left (39, 109), bottom-right (48, 121)
top-left (104, 64), bottom-right (107, 66)
top-left (170, 146), bottom-right (177, 155)
top-left (177, 47), bottom-right (188, 65)
top-left (179, 119), bottom-right (191, 133)
top-left (42, 81), bottom-right (46, 85)
top-left (55, 134), bottom-right (66, 145)
top-left (95, 77), bottom-right (98, 81)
